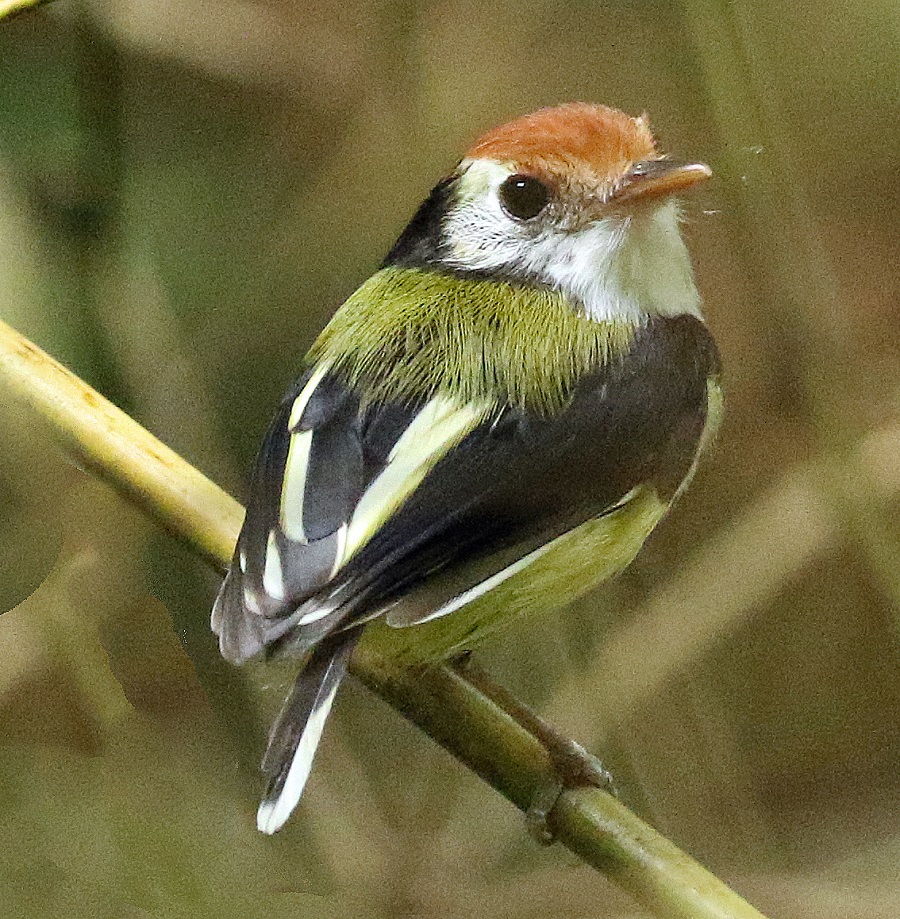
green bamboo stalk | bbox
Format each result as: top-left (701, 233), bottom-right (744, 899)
top-left (0, 0), bottom-right (54, 20)
top-left (0, 317), bottom-right (769, 919)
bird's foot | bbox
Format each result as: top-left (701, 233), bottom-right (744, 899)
top-left (450, 652), bottom-right (615, 844)
top-left (526, 739), bottom-right (615, 845)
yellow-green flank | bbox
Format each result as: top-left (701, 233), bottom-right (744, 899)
top-left (361, 484), bottom-right (669, 662)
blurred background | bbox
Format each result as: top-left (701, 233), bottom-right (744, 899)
top-left (1, 1), bottom-right (898, 916)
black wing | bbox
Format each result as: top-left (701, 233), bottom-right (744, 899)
top-left (212, 365), bottom-right (416, 661)
top-left (212, 314), bottom-right (718, 663)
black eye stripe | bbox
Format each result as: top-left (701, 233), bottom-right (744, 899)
top-left (498, 174), bottom-right (550, 221)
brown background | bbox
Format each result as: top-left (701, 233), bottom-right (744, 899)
top-left (1, 1), bottom-right (898, 916)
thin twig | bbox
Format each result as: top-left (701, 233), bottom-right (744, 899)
top-left (0, 317), bottom-right (769, 919)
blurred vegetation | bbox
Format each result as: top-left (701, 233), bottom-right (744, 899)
top-left (1, 1), bottom-right (898, 917)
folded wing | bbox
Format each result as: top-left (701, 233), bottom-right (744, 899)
top-left (212, 314), bottom-right (718, 664)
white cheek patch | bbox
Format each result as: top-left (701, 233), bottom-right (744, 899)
top-left (443, 160), bottom-right (530, 271)
top-left (443, 162), bottom-right (702, 323)
top-left (517, 218), bottom-right (632, 320)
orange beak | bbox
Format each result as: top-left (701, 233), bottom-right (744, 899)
top-left (608, 160), bottom-right (712, 204)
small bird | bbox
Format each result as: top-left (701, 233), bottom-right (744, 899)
top-left (212, 103), bottom-right (721, 835)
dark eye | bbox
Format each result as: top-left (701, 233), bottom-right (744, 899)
top-left (498, 174), bottom-right (550, 220)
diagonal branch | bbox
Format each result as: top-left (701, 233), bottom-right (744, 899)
top-left (0, 317), bottom-right (769, 919)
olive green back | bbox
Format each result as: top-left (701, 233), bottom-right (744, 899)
top-left (310, 266), bottom-right (637, 413)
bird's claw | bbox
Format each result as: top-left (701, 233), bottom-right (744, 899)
top-left (526, 780), bottom-right (564, 845)
top-left (552, 739), bottom-right (616, 793)
top-left (526, 743), bottom-right (616, 844)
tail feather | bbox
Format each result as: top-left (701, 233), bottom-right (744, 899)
top-left (256, 630), bottom-right (359, 834)
top-left (212, 568), bottom-right (266, 664)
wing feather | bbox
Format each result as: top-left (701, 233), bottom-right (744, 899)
top-left (213, 314), bottom-right (718, 664)
top-left (212, 367), bottom-right (491, 661)
top-left (340, 395), bottom-right (491, 568)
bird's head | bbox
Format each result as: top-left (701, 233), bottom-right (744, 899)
top-left (387, 103), bottom-right (711, 323)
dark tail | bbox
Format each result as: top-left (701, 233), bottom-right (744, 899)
top-left (256, 629), bottom-right (360, 834)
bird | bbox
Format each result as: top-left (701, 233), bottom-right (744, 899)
top-left (211, 102), bottom-right (721, 835)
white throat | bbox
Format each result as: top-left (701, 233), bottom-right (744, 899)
top-left (442, 160), bottom-right (703, 323)
top-left (524, 202), bottom-right (703, 322)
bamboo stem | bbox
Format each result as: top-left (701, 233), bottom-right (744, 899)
top-left (0, 0), bottom-right (54, 20)
top-left (0, 317), bottom-right (769, 919)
